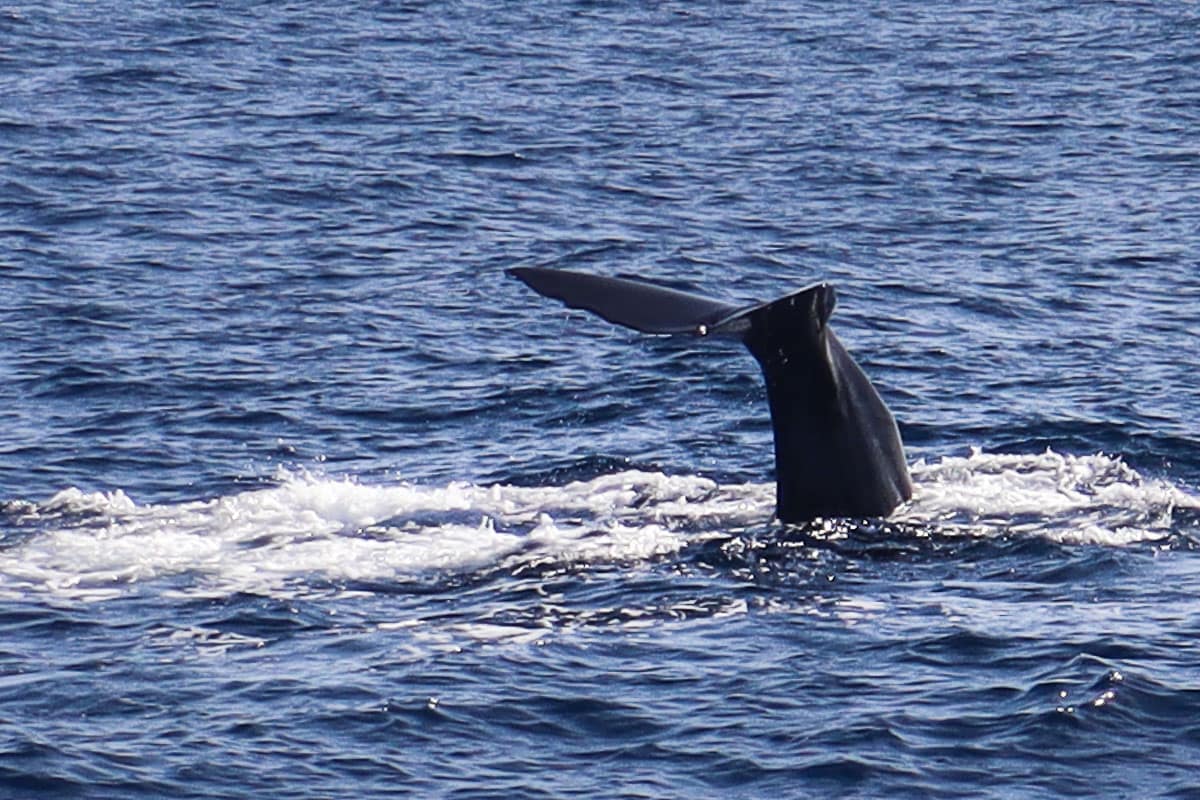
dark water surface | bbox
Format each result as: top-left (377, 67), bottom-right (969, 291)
top-left (3, 2), bottom-right (1200, 797)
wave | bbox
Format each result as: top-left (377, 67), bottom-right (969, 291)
top-left (0, 450), bottom-right (1195, 602)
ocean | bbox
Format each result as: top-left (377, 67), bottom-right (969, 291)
top-left (2, 1), bottom-right (1199, 797)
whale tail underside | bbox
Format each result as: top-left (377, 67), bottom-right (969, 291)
top-left (506, 266), bottom-right (913, 523)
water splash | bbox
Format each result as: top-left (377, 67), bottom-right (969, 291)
top-left (902, 449), bottom-right (1197, 545)
top-left (1, 451), bottom-right (1194, 601)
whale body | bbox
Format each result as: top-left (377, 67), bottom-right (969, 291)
top-left (507, 267), bottom-right (912, 523)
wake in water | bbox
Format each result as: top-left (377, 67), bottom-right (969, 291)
top-left (902, 449), bottom-right (1195, 544)
top-left (0, 450), bottom-right (1196, 602)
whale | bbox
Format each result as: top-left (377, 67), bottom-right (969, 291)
top-left (507, 267), bottom-right (913, 523)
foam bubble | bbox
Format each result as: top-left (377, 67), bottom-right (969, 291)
top-left (901, 449), bottom-right (1198, 545)
top-left (1, 452), bottom-right (1195, 601)
top-left (0, 470), bottom-right (756, 602)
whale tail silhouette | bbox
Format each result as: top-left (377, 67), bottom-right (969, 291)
top-left (507, 266), bottom-right (912, 523)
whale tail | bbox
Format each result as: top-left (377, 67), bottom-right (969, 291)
top-left (507, 267), bottom-right (912, 523)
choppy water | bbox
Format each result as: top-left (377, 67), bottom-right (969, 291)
top-left (3, 1), bottom-right (1200, 797)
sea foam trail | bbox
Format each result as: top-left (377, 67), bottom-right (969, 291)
top-left (0, 471), bottom-right (744, 602)
top-left (903, 449), bottom-right (1197, 545)
top-left (0, 451), bottom-right (1195, 601)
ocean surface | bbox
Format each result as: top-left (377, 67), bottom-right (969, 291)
top-left (2, 1), bottom-right (1199, 797)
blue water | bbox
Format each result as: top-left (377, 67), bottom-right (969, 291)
top-left (3, 1), bottom-right (1200, 797)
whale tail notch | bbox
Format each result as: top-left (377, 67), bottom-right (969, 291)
top-left (506, 266), bottom-right (912, 523)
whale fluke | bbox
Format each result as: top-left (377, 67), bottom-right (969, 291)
top-left (506, 267), bottom-right (740, 335)
top-left (507, 266), bottom-right (912, 523)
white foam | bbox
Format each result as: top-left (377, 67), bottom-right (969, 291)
top-left (0, 470), bottom-right (752, 602)
top-left (900, 448), bottom-right (1198, 545)
top-left (1, 451), bottom-right (1195, 601)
